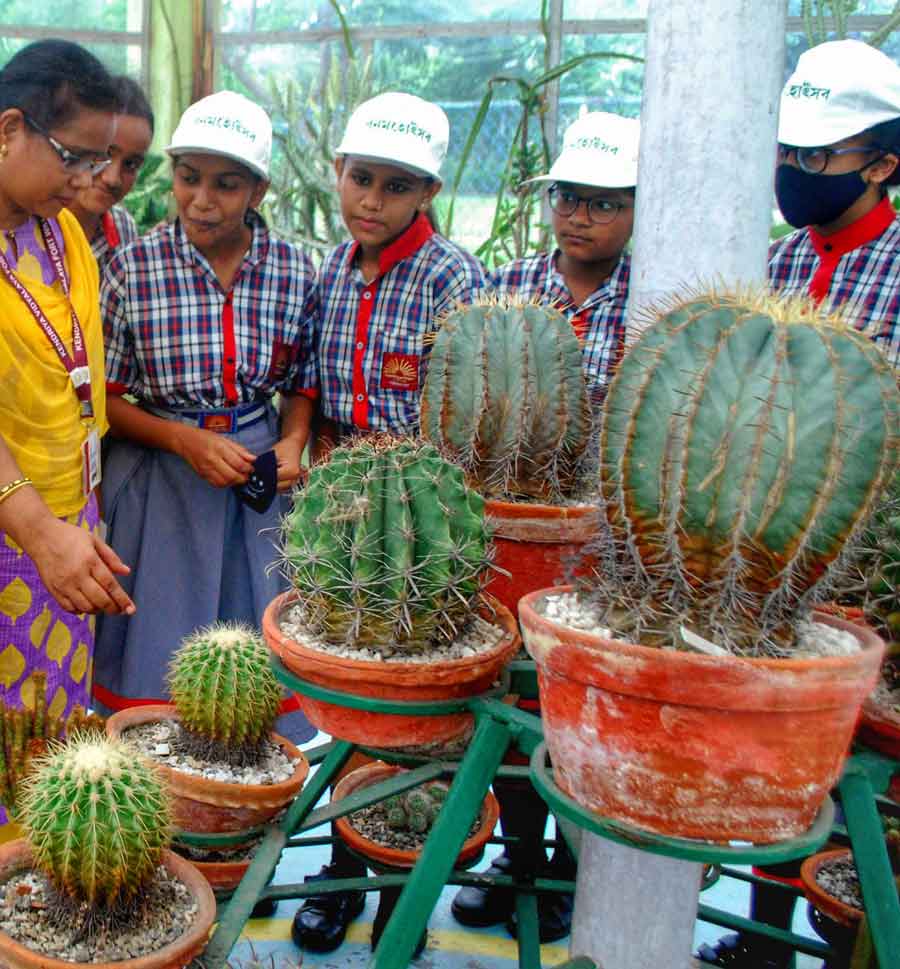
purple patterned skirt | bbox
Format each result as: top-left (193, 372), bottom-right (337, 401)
top-left (0, 493), bottom-right (98, 825)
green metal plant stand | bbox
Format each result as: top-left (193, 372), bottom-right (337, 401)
top-left (194, 653), bottom-right (900, 969)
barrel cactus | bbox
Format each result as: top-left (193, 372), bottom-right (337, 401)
top-left (282, 436), bottom-right (490, 654)
top-left (864, 478), bottom-right (900, 642)
top-left (19, 735), bottom-right (171, 909)
top-left (167, 622), bottom-right (282, 763)
top-left (420, 299), bottom-right (593, 500)
top-left (594, 291), bottom-right (900, 655)
top-left (384, 782), bottom-right (449, 835)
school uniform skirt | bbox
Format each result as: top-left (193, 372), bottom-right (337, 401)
top-left (93, 402), bottom-right (309, 742)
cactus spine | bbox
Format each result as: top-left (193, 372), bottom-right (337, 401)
top-left (20, 735), bottom-right (171, 909)
top-left (383, 782), bottom-right (449, 835)
top-left (167, 622), bottom-right (282, 762)
top-left (421, 300), bottom-right (592, 499)
top-left (596, 292), bottom-right (900, 654)
top-left (283, 437), bottom-right (490, 653)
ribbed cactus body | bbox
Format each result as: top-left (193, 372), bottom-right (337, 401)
top-left (421, 301), bottom-right (592, 499)
top-left (283, 438), bottom-right (489, 652)
top-left (20, 736), bottom-right (171, 907)
top-left (384, 782), bottom-right (448, 834)
top-left (167, 623), bottom-right (281, 748)
top-left (865, 476), bottom-right (900, 641)
top-left (603, 295), bottom-right (900, 599)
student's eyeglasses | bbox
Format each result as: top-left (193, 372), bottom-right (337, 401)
top-left (23, 114), bottom-right (112, 177)
top-left (776, 143), bottom-right (884, 175)
top-left (547, 184), bottom-right (633, 225)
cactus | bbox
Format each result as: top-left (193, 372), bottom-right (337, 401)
top-left (593, 291), bottom-right (900, 655)
top-left (420, 299), bottom-right (593, 500)
top-left (283, 436), bottom-right (491, 654)
top-left (0, 670), bottom-right (105, 817)
top-left (19, 735), bottom-right (171, 909)
top-left (167, 622), bottom-right (282, 765)
top-left (383, 782), bottom-right (449, 835)
top-left (863, 477), bottom-right (900, 642)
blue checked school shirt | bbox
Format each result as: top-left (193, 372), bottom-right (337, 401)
top-left (102, 211), bottom-right (318, 406)
top-left (769, 196), bottom-right (900, 370)
top-left (315, 213), bottom-right (487, 432)
top-left (490, 249), bottom-right (630, 403)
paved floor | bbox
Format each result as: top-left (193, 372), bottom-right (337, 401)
top-left (224, 732), bottom-right (829, 969)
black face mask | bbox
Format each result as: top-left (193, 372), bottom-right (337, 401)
top-left (774, 163), bottom-right (869, 229)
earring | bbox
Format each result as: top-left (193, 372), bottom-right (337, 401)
top-left (0, 143), bottom-right (7, 162)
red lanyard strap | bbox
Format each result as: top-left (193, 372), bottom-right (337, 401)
top-left (0, 219), bottom-right (93, 420)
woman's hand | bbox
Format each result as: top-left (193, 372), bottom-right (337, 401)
top-left (174, 425), bottom-right (256, 488)
top-left (27, 518), bottom-right (135, 616)
top-left (273, 438), bottom-right (305, 492)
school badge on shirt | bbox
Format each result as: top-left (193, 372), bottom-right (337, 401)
top-left (380, 353), bottom-right (420, 391)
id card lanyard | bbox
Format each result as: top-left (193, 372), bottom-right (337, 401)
top-left (0, 218), bottom-right (94, 422)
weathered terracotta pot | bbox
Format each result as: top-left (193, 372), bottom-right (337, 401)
top-left (106, 705), bottom-right (309, 832)
top-left (263, 593), bottom-right (520, 747)
top-left (857, 648), bottom-right (900, 761)
top-left (332, 762), bottom-right (499, 869)
top-left (800, 849), bottom-right (865, 928)
top-left (519, 587), bottom-right (885, 843)
top-left (483, 498), bottom-right (600, 617)
top-left (0, 841), bottom-right (215, 969)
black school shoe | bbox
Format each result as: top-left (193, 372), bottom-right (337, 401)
top-left (696, 932), bottom-right (792, 968)
top-left (505, 888), bottom-right (573, 944)
top-left (450, 854), bottom-right (516, 927)
top-left (291, 864), bottom-right (366, 953)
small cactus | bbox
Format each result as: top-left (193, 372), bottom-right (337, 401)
top-left (863, 479), bottom-right (900, 642)
top-left (19, 735), bottom-right (171, 909)
top-left (167, 622), bottom-right (282, 764)
top-left (593, 290), bottom-right (900, 655)
top-left (382, 782), bottom-right (449, 835)
top-left (421, 299), bottom-right (593, 500)
top-left (282, 436), bottom-right (491, 654)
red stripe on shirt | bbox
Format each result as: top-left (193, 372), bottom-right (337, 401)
top-left (222, 290), bottom-right (238, 404)
top-left (102, 211), bottom-right (121, 249)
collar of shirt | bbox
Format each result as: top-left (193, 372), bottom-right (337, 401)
top-left (100, 210), bottom-right (120, 249)
top-left (547, 248), bottom-right (628, 310)
top-left (809, 195), bottom-right (896, 261)
top-left (345, 211), bottom-right (434, 282)
top-left (173, 208), bottom-right (270, 286)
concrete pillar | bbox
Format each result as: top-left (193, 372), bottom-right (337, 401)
top-left (628, 0), bottom-right (788, 339)
top-left (568, 3), bottom-right (787, 967)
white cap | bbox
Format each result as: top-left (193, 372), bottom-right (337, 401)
top-left (167, 91), bottom-right (272, 179)
top-left (778, 40), bottom-right (900, 147)
top-left (527, 111), bottom-right (640, 189)
top-left (336, 92), bottom-right (449, 180)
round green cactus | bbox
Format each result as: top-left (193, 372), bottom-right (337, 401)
top-left (167, 622), bottom-right (282, 751)
top-left (421, 299), bottom-right (593, 500)
top-left (19, 735), bottom-right (171, 908)
top-left (282, 436), bottom-right (490, 653)
top-left (597, 291), bottom-right (900, 653)
top-left (383, 782), bottom-right (448, 835)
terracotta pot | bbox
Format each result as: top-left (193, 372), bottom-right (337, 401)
top-left (106, 705), bottom-right (309, 832)
top-left (483, 498), bottom-right (601, 617)
top-left (800, 849), bottom-right (864, 928)
top-left (0, 841), bottom-right (215, 969)
top-left (519, 586), bottom-right (885, 844)
top-left (263, 593), bottom-right (521, 747)
top-left (332, 762), bottom-right (499, 869)
top-left (184, 856), bottom-right (250, 894)
top-left (857, 649), bottom-right (900, 761)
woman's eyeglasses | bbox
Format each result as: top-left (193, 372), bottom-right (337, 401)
top-left (776, 143), bottom-right (884, 175)
top-left (23, 114), bottom-right (111, 177)
top-left (547, 183), bottom-right (633, 225)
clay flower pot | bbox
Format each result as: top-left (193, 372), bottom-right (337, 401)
top-left (106, 704), bottom-right (309, 833)
top-left (482, 498), bottom-right (601, 617)
top-left (332, 762), bottom-right (499, 869)
top-left (0, 841), bottom-right (215, 969)
top-left (519, 586), bottom-right (885, 844)
top-left (800, 849), bottom-right (865, 928)
top-left (263, 593), bottom-right (520, 747)
top-left (857, 647), bottom-right (900, 761)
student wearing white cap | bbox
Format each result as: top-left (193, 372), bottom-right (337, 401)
top-left (449, 111), bottom-right (638, 946)
top-left (769, 39), bottom-right (900, 370)
top-left (311, 91), bottom-right (486, 452)
top-left (292, 92), bottom-right (485, 956)
top-left (700, 40), bottom-right (900, 969)
top-left (93, 92), bottom-right (317, 755)
top-left (491, 110), bottom-right (638, 404)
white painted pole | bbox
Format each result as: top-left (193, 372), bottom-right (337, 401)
top-left (568, 3), bottom-right (787, 967)
top-left (628, 0), bottom-right (788, 338)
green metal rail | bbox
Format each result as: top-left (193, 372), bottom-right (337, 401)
top-left (195, 655), bottom-right (900, 969)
